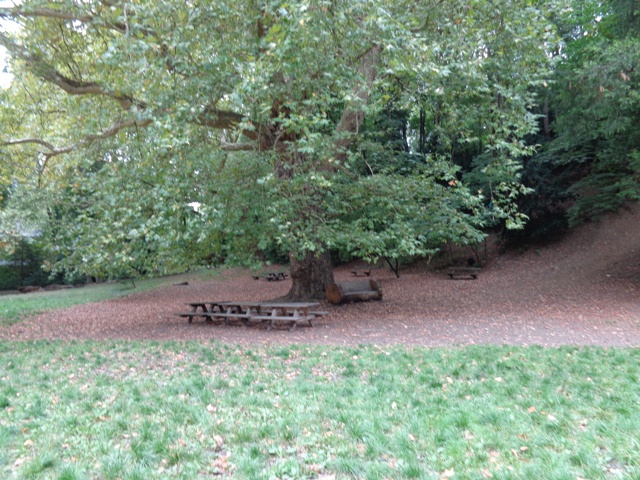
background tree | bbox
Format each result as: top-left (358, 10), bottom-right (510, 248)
top-left (1, 0), bottom-right (558, 298)
top-left (515, 0), bottom-right (640, 240)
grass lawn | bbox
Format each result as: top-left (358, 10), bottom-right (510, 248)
top-left (1, 341), bottom-right (639, 479)
top-left (0, 269), bottom-right (220, 326)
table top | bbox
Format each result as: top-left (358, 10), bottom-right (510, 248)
top-left (218, 301), bottom-right (263, 307)
top-left (189, 301), bottom-right (319, 310)
top-left (260, 302), bottom-right (319, 308)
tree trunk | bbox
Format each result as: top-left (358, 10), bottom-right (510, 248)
top-left (285, 250), bottom-right (334, 301)
top-left (281, 45), bottom-right (380, 301)
top-left (543, 96), bottom-right (551, 139)
top-left (419, 108), bottom-right (426, 154)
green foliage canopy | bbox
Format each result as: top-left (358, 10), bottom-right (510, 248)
top-left (0, 0), bottom-right (559, 290)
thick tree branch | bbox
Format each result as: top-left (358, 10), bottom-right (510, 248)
top-left (0, 6), bottom-right (153, 36)
top-left (1, 138), bottom-right (57, 151)
top-left (0, 31), bottom-right (143, 110)
top-left (1, 26), bottom-right (260, 156)
top-left (80, 118), bottom-right (152, 145)
top-left (46, 71), bottom-right (142, 110)
top-left (220, 141), bottom-right (256, 152)
top-left (2, 118), bottom-right (153, 179)
top-left (2, 32), bottom-right (254, 140)
top-left (42, 118), bottom-right (152, 179)
top-left (199, 106), bottom-right (260, 141)
top-left (199, 107), bottom-right (245, 129)
top-left (0, 7), bottom-right (94, 24)
top-left (333, 43), bottom-right (382, 162)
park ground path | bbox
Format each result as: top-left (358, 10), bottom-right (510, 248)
top-left (2, 205), bottom-right (640, 347)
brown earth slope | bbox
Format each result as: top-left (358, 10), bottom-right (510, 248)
top-left (2, 205), bottom-right (639, 346)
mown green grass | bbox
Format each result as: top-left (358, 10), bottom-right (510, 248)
top-left (1, 341), bottom-right (639, 479)
top-left (0, 269), bottom-right (221, 326)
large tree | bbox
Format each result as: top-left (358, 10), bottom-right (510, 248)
top-left (1, 0), bottom-right (558, 298)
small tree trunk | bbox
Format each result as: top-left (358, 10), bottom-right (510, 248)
top-left (285, 250), bottom-right (334, 301)
top-left (543, 96), bottom-right (551, 139)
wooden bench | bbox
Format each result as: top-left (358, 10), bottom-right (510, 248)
top-left (178, 311), bottom-right (218, 323)
top-left (250, 314), bottom-right (316, 331)
top-left (350, 267), bottom-right (372, 277)
top-left (447, 267), bottom-right (481, 279)
top-left (326, 279), bottom-right (382, 304)
top-left (179, 301), bottom-right (325, 330)
top-left (178, 311), bottom-right (253, 323)
top-left (251, 272), bottom-right (288, 281)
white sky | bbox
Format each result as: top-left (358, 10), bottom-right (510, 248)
top-left (0, 47), bottom-right (12, 88)
top-left (0, 1), bottom-right (18, 88)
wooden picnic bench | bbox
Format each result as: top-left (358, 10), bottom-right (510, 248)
top-left (177, 301), bottom-right (232, 323)
top-left (350, 267), bottom-right (372, 277)
top-left (251, 272), bottom-right (288, 281)
top-left (326, 279), bottom-right (382, 304)
top-left (178, 301), bottom-right (327, 330)
top-left (257, 303), bottom-right (331, 330)
top-left (447, 267), bottom-right (481, 279)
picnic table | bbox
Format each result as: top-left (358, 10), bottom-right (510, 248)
top-left (178, 301), bottom-right (328, 331)
top-left (447, 267), bottom-right (482, 279)
top-left (251, 272), bottom-right (288, 281)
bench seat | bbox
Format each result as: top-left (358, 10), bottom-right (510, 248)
top-left (178, 311), bottom-right (214, 316)
top-left (447, 267), bottom-right (481, 279)
top-left (342, 290), bottom-right (381, 299)
top-left (177, 311), bottom-right (220, 324)
top-left (178, 311), bottom-right (252, 324)
top-left (250, 315), bottom-right (316, 331)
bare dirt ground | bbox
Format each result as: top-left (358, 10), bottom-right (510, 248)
top-left (2, 205), bottom-right (640, 347)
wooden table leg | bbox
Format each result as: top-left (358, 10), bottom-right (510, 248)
top-left (187, 306), bottom-right (200, 323)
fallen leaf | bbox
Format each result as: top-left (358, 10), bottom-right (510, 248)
top-left (441, 468), bottom-right (455, 478)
